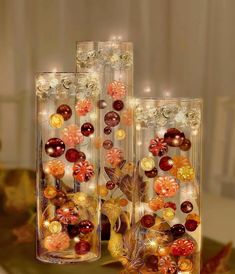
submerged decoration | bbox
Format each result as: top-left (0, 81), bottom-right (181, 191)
top-left (36, 72), bottom-right (100, 263)
top-left (106, 98), bottom-right (203, 274)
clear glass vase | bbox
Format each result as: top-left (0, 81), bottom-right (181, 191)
top-left (36, 72), bottom-right (101, 263)
top-left (129, 98), bottom-right (202, 273)
top-left (76, 42), bottom-right (135, 245)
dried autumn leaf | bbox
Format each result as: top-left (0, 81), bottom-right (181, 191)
top-left (108, 229), bottom-right (124, 258)
top-left (101, 199), bottom-right (122, 226)
top-left (201, 242), bottom-right (232, 274)
top-left (104, 166), bottom-right (122, 185)
top-left (119, 174), bottom-right (133, 201)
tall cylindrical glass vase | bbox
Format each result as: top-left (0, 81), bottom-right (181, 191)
top-left (130, 98), bottom-right (202, 273)
top-left (36, 72), bottom-right (101, 263)
top-left (76, 42), bottom-right (135, 250)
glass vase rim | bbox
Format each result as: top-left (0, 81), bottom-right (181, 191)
top-left (135, 97), bottom-right (203, 103)
top-left (76, 40), bottom-right (133, 46)
top-left (35, 72), bottom-right (90, 77)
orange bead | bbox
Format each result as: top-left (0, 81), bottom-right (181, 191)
top-left (148, 197), bottom-right (164, 211)
top-left (186, 213), bottom-right (200, 224)
top-left (119, 198), bottom-right (128, 207)
top-left (44, 186), bottom-right (57, 199)
top-left (157, 246), bottom-right (170, 256)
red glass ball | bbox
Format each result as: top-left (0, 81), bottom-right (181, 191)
top-left (103, 140), bottom-right (113, 150)
top-left (140, 214), bottom-right (155, 228)
top-left (104, 111), bottom-right (120, 127)
top-left (104, 126), bottom-right (112, 135)
top-left (106, 181), bottom-right (115, 190)
top-left (145, 255), bottom-right (158, 271)
top-left (164, 128), bottom-right (185, 147)
top-left (51, 190), bottom-right (67, 207)
top-left (81, 123), bottom-right (94, 137)
top-left (145, 167), bottom-right (158, 178)
top-left (164, 202), bottom-right (177, 211)
top-left (97, 99), bottom-right (107, 109)
top-left (78, 220), bottom-right (94, 234)
top-left (181, 201), bottom-right (193, 213)
top-left (45, 138), bottom-right (65, 158)
top-left (159, 156), bottom-right (173, 171)
top-left (75, 240), bottom-right (91, 255)
top-left (65, 148), bottom-right (86, 162)
top-left (67, 224), bottom-right (80, 238)
top-left (56, 104), bottom-right (72, 121)
top-left (171, 224), bottom-right (185, 238)
top-left (180, 138), bottom-right (192, 151)
top-left (113, 100), bottom-right (124, 111)
top-left (185, 219), bottom-right (198, 232)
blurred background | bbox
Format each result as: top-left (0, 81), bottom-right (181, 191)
top-left (0, 0), bottom-right (235, 272)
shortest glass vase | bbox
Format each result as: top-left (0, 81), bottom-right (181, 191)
top-left (119, 98), bottom-right (202, 274)
top-left (36, 72), bottom-right (101, 263)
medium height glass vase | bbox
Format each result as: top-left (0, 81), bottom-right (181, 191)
top-left (128, 98), bottom-right (202, 273)
top-left (77, 42), bottom-right (135, 250)
top-left (36, 72), bottom-right (101, 263)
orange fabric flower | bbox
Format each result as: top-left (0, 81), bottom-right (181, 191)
top-left (44, 232), bottom-right (70, 252)
top-left (169, 155), bottom-right (190, 177)
top-left (47, 160), bottom-right (65, 179)
top-left (105, 147), bottom-right (124, 167)
top-left (61, 124), bottom-right (84, 147)
top-left (154, 176), bottom-right (179, 197)
top-left (75, 99), bottom-right (93, 116)
top-left (107, 80), bottom-right (126, 100)
top-left (73, 160), bottom-right (95, 182)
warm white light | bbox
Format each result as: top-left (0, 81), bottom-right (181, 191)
top-left (137, 141), bottom-right (142, 146)
top-left (43, 220), bottom-right (50, 227)
top-left (52, 67), bottom-right (57, 73)
top-left (90, 112), bottom-right (97, 121)
top-left (163, 89), bottom-right (172, 98)
top-left (74, 237), bottom-right (80, 243)
top-left (144, 86), bottom-right (151, 93)
top-left (136, 124), bottom-right (141, 131)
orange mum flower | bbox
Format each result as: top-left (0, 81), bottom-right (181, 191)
top-left (169, 155), bottom-right (190, 177)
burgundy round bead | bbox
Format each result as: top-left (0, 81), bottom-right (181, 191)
top-left (104, 126), bottom-right (112, 135)
top-left (185, 219), bottom-right (198, 232)
top-left (164, 128), bottom-right (185, 147)
top-left (113, 100), bottom-right (124, 111)
top-left (106, 181), bottom-right (115, 190)
top-left (67, 224), bottom-right (80, 238)
top-left (78, 220), bottom-right (94, 234)
top-left (103, 140), bottom-right (113, 150)
top-left (145, 255), bottom-right (158, 271)
top-left (145, 167), bottom-right (158, 178)
top-left (180, 138), bottom-right (192, 151)
top-left (81, 122), bottom-right (94, 137)
top-left (75, 240), bottom-right (91, 255)
top-left (181, 201), bottom-right (193, 213)
top-left (159, 156), bottom-right (173, 171)
top-left (45, 138), bottom-right (65, 158)
top-left (51, 190), bottom-right (67, 207)
top-left (140, 214), bottom-right (155, 228)
top-left (97, 99), bottom-right (107, 109)
top-left (56, 104), bottom-right (72, 121)
top-left (171, 224), bottom-right (185, 238)
top-left (65, 148), bottom-right (86, 162)
top-left (164, 202), bottom-right (177, 211)
top-left (104, 111), bottom-right (120, 127)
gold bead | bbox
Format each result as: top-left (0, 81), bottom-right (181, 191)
top-left (162, 207), bottom-right (175, 221)
top-left (177, 165), bottom-right (195, 182)
top-left (48, 221), bottom-right (62, 234)
top-left (140, 157), bottom-right (155, 171)
top-left (98, 185), bottom-right (108, 197)
top-left (115, 129), bottom-right (126, 140)
top-left (49, 113), bottom-right (64, 128)
top-left (178, 258), bottom-right (193, 271)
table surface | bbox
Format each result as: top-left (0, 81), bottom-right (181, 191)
top-left (0, 237), bottom-right (235, 274)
